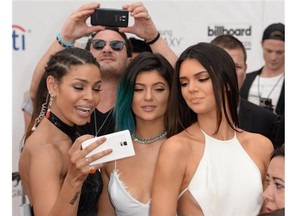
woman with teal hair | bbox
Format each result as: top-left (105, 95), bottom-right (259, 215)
top-left (98, 51), bottom-right (174, 216)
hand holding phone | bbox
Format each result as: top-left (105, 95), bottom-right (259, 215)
top-left (90, 8), bottom-right (129, 27)
top-left (81, 130), bottom-right (135, 165)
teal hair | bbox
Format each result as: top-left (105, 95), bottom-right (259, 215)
top-left (114, 74), bottom-right (136, 132)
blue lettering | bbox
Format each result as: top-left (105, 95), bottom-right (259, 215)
top-left (12, 25), bottom-right (27, 51)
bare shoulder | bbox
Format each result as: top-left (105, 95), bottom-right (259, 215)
top-left (19, 134), bottom-right (65, 174)
top-left (22, 134), bottom-right (63, 158)
top-left (159, 128), bottom-right (202, 161)
top-left (237, 130), bottom-right (274, 167)
top-left (161, 132), bottom-right (192, 155)
top-left (238, 131), bottom-right (273, 152)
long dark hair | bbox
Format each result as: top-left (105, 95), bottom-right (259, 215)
top-left (167, 42), bottom-right (239, 137)
top-left (270, 144), bottom-right (285, 160)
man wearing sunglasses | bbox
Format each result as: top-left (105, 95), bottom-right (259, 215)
top-left (79, 28), bottom-right (133, 136)
top-left (29, 2), bottom-right (177, 137)
top-left (92, 39), bottom-right (126, 51)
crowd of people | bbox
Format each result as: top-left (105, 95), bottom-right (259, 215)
top-left (18, 2), bottom-right (284, 216)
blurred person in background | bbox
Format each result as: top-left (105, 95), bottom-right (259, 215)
top-left (240, 23), bottom-right (284, 117)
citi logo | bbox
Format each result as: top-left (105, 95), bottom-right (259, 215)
top-left (208, 25), bottom-right (252, 37)
top-left (12, 24), bottom-right (29, 51)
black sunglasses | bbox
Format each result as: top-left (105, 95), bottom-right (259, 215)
top-left (91, 39), bottom-right (126, 51)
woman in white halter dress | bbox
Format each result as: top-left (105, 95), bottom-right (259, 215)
top-left (150, 43), bottom-right (274, 216)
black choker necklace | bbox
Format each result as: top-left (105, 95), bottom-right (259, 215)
top-left (47, 112), bottom-right (77, 142)
top-left (131, 130), bottom-right (167, 144)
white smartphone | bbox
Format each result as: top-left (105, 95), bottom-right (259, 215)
top-left (81, 130), bottom-right (135, 165)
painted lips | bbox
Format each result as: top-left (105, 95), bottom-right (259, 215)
top-left (141, 105), bottom-right (156, 112)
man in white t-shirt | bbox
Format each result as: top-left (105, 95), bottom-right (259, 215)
top-left (240, 23), bottom-right (284, 116)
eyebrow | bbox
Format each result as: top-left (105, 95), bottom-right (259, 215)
top-left (272, 176), bottom-right (285, 183)
top-left (267, 173), bottom-right (285, 183)
top-left (135, 81), bottom-right (167, 86)
top-left (179, 70), bottom-right (208, 79)
top-left (74, 78), bottom-right (102, 85)
top-left (93, 39), bottom-right (125, 43)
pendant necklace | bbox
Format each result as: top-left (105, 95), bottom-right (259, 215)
top-left (93, 109), bottom-right (113, 136)
top-left (132, 130), bottom-right (168, 144)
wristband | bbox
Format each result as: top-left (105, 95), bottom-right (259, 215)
top-left (145, 32), bottom-right (160, 45)
top-left (56, 33), bottom-right (74, 48)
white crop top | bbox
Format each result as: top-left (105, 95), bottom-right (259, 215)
top-left (108, 162), bottom-right (150, 216)
top-left (178, 130), bottom-right (263, 215)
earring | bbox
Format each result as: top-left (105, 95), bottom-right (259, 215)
top-left (32, 92), bottom-right (51, 131)
top-left (32, 102), bottom-right (47, 131)
top-left (45, 93), bottom-right (53, 119)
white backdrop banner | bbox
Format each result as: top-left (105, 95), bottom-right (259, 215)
top-left (12, 0), bottom-right (284, 215)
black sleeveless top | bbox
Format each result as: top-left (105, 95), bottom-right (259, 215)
top-left (77, 172), bottom-right (103, 216)
top-left (46, 112), bottom-right (106, 216)
top-left (78, 108), bottom-right (115, 136)
top-left (76, 109), bottom-right (115, 215)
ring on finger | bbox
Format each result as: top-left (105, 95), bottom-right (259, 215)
top-left (85, 157), bottom-right (89, 163)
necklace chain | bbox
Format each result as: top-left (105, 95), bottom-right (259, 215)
top-left (94, 109), bottom-right (113, 136)
top-left (131, 130), bottom-right (167, 144)
top-left (257, 73), bottom-right (284, 99)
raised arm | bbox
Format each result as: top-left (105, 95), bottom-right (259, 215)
top-left (121, 2), bottom-right (178, 67)
top-left (29, 2), bottom-right (104, 101)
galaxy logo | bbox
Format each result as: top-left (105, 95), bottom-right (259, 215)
top-left (12, 24), bottom-right (30, 51)
top-left (159, 30), bottom-right (183, 48)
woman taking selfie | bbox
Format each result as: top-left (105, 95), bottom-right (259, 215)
top-left (19, 47), bottom-right (112, 216)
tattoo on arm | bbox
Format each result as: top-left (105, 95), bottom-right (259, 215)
top-left (69, 192), bottom-right (80, 205)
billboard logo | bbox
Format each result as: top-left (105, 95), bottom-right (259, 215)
top-left (12, 24), bottom-right (29, 51)
top-left (207, 24), bottom-right (252, 50)
top-left (208, 25), bottom-right (252, 37)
